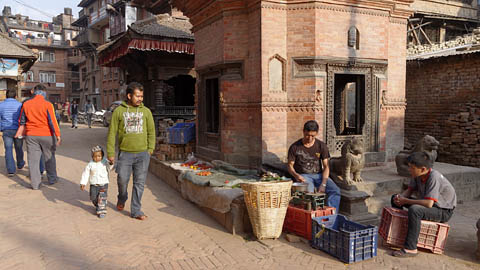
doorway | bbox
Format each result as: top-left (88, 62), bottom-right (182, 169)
top-left (334, 74), bottom-right (365, 136)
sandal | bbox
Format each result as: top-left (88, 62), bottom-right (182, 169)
top-left (116, 202), bottom-right (125, 211)
top-left (392, 249), bottom-right (418, 258)
top-left (133, 215), bottom-right (147, 221)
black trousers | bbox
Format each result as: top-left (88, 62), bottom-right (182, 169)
top-left (390, 194), bottom-right (454, 250)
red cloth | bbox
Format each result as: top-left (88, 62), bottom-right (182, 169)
top-left (99, 39), bottom-right (194, 66)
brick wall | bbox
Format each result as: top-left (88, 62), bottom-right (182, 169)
top-left (405, 54), bottom-right (480, 166)
top-left (20, 48), bottom-right (69, 102)
top-left (185, 1), bottom-right (411, 168)
top-left (441, 102), bottom-right (480, 167)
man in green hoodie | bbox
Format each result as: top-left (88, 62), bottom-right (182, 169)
top-left (107, 82), bottom-right (155, 220)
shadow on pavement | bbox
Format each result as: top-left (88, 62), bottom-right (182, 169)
top-left (146, 172), bottom-right (227, 233)
top-left (40, 177), bottom-right (122, 217)
top-left (0, 221), bottom-right (115, 269)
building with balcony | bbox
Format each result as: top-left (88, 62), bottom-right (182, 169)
top-left (72, 0), bottom-right (120, 109)
top-left (0, 6), bottom-right (78, 103)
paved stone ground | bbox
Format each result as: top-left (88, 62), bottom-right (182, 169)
top-left (0, 124), bottom-right (479, 270)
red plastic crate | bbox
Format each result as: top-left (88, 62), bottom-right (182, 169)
top-left (379, 207), bottom-right (450, 254)
top-left (283, 205), bottom-right (335, 240)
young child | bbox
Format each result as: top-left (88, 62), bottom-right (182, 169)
top-left (80, 146), bottom-right (113, 218)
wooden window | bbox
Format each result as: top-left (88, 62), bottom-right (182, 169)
top-left (39, 72), bottom-right (48, 83)
top-left (205, 78), bottom-right (219, 133)
top-left (39, 72), bottom-right (56, 83)
top-left (48, 73), bottom-right (56, 83)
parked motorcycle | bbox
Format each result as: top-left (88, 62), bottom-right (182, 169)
top-left (93, 110), bottom-right (105, 124)
top-left (77, 111), bottom-right (87, 124)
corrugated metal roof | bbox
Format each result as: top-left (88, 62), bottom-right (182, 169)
top-left (0, 32), bottom-right (36, 58)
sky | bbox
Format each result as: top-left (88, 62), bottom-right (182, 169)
top-left (1, 0), bottom-right (82, 21)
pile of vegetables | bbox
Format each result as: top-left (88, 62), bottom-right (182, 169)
top-left (196, 171), bottom-right (212, 176)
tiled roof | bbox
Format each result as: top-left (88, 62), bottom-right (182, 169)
top-left (130, 14), bottom-right (193, 40)
top-left (0, 32), bottom-right (36, 58)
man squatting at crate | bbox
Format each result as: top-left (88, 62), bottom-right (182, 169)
top-left (287, 120), bottom-right (341, 211)
top-left (391, 152), bottom-right (457, 258)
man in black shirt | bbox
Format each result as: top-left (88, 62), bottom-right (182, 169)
top-left (70, 100), bottom-right (79, 128)
top-left (287, 120), bottom-right (341, 211)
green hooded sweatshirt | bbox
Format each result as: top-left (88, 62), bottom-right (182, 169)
top-left (107, 101), bottom-right (156, 158)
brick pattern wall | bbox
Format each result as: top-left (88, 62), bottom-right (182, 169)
top-left (21, 48), bottom-right (69, 102)
top-left (187, 1), bottom-right (411, 168)
top-left (441, 102), bottom-right (480, 167)
top-left (405, 54), bottom-right (480, 166)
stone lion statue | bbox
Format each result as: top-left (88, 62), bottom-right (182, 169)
top-left (395, 135), bottom-right (439, 176)
top-left (329, 137), bottom-right (365, 185)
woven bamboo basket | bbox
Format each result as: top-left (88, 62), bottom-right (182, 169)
top-left (241, 181), bottom-right (292, 240)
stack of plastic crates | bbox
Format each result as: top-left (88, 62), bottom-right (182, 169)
top-left (166, 123), bottom-right (195, 144)
top-left (311, 214), bottom-right (378, 263)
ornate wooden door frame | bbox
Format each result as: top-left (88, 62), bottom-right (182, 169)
top-left (326, 62), bottom-right (385, 156)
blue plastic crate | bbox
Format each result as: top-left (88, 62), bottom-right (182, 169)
top-left (311, 214), bottom-right (378, 264)
top-left (166, 123), bottom-right (195, 144)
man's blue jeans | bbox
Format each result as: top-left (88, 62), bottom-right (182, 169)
top-left (2, 129), bottom-right (25, 174)
top-left (301, 174), bottom-right (341, 211)
top-left (71, 114), bottom-right (78, 127)
top-left (116, 151), bottom-right (150, 217)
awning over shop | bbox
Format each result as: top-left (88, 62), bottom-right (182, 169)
top-left (99, 38), bottom-right (194, 66)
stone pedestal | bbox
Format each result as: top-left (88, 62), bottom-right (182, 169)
top-left (333, 179), bottom-right (378, 225)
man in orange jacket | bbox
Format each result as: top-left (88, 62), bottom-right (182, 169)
top-left (15, 84), bottom-right (61, 189)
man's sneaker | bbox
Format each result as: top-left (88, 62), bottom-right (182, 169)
top-left (7, 173), bottom-right (15, 177)
top-left (48, 179), bottom-right (58, 185)
top-left (75, 126), bottom-right (78, 129)
top-left (98, 213), bottom-right (106, 218)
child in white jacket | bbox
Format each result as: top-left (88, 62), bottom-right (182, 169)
top-left (80, 146), bottom-right (113, 218)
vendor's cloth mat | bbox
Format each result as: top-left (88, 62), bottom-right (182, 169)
top-left (169, 161), bottom-right (259, 213)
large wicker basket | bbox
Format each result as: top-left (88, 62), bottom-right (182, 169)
top-left (241, 181), bottom-right (292, 240)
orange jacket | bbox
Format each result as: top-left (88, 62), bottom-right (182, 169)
top-left (19, 95), bottom-right (61, 137)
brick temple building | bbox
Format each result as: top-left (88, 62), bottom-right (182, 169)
top-left (132, 0), bottom-right (414, 169)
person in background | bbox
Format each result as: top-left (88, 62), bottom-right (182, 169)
top-left (63, 101), bottom-right (70, 122)
top-left (70, 100), bottom-right (79, 129)
top-left (84, 99), bottom-right (95, 128)
top-left (22, 86), bottom-right (45, 176)
top-left (15, 84), bottom-right (61, 189)
top-left (53, 102), bottom-right (61, 126)
top-left (0, 89), bottom-right (25, 176)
